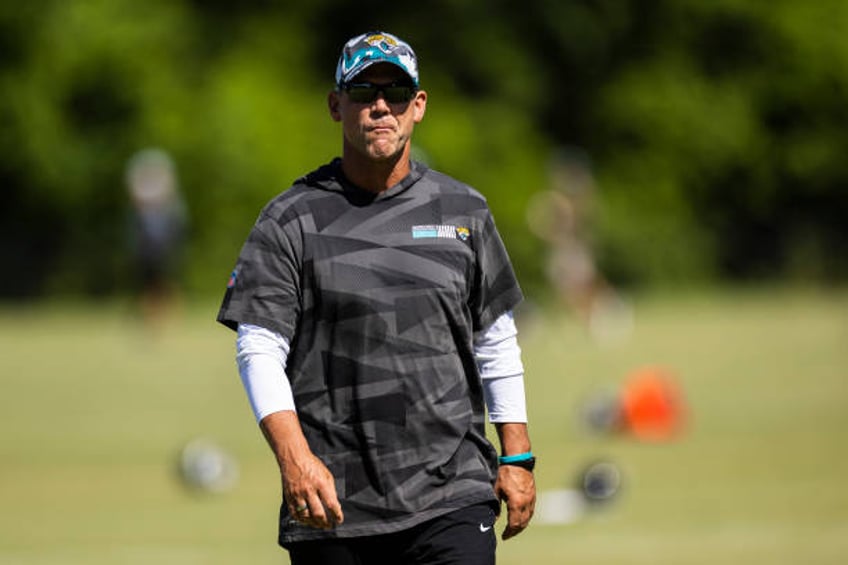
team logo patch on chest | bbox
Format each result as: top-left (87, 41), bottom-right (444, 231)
top-left (412, 224), bottom-right (471, 241)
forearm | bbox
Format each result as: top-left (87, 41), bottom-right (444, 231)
top-left (493, 421), bottom-right (536, 540)
top-left (259, 410), bottom-right (312, 464)
top-left (236, 324), bottom-right (329, 503)
top-left (495, 422), bottom-right (532, 456)
top-left (259, 410), bottom-right (344, 528)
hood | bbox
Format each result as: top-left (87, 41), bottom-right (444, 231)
top-left (298, 158), bottom-right (429, 203)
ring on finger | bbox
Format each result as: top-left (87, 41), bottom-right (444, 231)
top-left (295, 504), bottom-right (309, 514)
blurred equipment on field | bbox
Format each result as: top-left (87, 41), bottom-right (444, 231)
top-left (620, 367), bottom-right (687, 442)
top-left (177, 437), bottom-right (239, 494)
top-left (578, 366), bottom-right (687, 442)
top-left (534, 488), bottom-right (587, 525)
top-left (526, 147), bottom-right (632, 346)
top-left (578, 386), bottom-right (622, 436)
top-left (579, 460), bottom-right (622, 505)
top-left (535, 458), bottom-right (623, 525)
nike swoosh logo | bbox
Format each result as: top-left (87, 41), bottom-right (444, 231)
top-left (479, 524), bottom-right (492, 533)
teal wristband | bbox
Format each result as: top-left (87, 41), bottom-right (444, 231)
top-left (498, 451), bottom-right (534, 464)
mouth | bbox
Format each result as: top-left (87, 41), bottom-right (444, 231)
top-left (369, 124), bottom-right (395, 134)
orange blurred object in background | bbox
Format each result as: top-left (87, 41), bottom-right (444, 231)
top-left (620, 367), bottom-right (687, 442)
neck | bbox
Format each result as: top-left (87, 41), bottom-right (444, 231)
top-left (340, 143), bottom-right (412, 193)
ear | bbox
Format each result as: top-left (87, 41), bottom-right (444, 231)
top-left (328, 91), bottom-right (342, 122)
top-left (412, 90), bottom-right (427, 124)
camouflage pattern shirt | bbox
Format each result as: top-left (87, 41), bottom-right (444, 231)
top-left (217, 159), bottom-right (523, 544)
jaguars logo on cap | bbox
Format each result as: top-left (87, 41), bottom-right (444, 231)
top-left (335, 31), bottom-right (419, 87)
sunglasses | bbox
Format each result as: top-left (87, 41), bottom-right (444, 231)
top-left (341, 81), bottom-right (417, 104)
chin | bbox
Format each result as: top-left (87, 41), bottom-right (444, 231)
top-left (367, 146), bottom-right (403, 161)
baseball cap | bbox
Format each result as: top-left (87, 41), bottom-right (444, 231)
top-left (335, 31), bottom-right (419, 88)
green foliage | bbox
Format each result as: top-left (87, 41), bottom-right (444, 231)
top-left (0, 1), bottom-right (846, 297)
top-left (0, 0), bottom-right (198, 294)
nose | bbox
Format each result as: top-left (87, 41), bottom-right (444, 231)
top-left (370, 92), bottom-right (391, 113)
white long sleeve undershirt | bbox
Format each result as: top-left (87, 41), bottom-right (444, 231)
top-left (473, 311), bottom-right (528, 423)
top-left (235, 324), bottom-right (294, 422)
top-left (235, 310), bottom-right (527, 424)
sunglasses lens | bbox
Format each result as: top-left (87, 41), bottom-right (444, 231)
top-left (383, 86), bottom-right (414, 103)
top-left (347, 86), bottom-right (379, 103)
top-left (344, 83), bottom-right (415, 104)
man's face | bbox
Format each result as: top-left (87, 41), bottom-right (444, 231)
top-left (329, 63), bottom-right (427, 162)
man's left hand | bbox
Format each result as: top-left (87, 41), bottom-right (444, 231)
top-left (494, 464), bottom-right (536, 540)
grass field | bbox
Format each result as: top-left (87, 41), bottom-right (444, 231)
top-left (1, 288), bottom-right (846, 564)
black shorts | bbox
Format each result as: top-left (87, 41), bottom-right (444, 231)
top-left (287, 502), bottom-right (498, 565)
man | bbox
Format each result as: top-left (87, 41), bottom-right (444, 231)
top-left (126, 148), bottom-right (187, 328)
top-left (217, 31), bottom-right (535, 565)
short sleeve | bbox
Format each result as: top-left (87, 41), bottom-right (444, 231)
top-left (216, 206), bottom-right (303, 340)
top-left (470, 211), bottom-right (523, 332)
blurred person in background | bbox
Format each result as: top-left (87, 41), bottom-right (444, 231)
top-left (126, 148), bottom-right (188, 328)
top-left (526, 148), bottom-right (632, 345)
top-left (217, 31), bottom-right (535, 565)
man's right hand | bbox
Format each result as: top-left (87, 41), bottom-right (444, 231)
top-left (280, 449), bottom-right (344, 529)
top-left (259, 411), bottom-right (344, 529)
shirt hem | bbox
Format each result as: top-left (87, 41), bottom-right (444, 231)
top-left (278, 492), bottom-right (499, 546)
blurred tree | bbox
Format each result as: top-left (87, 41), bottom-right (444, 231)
top-left (0, 0), bottom-right (845, 299)
top-left (0, 0), bottom-right (199, 295)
